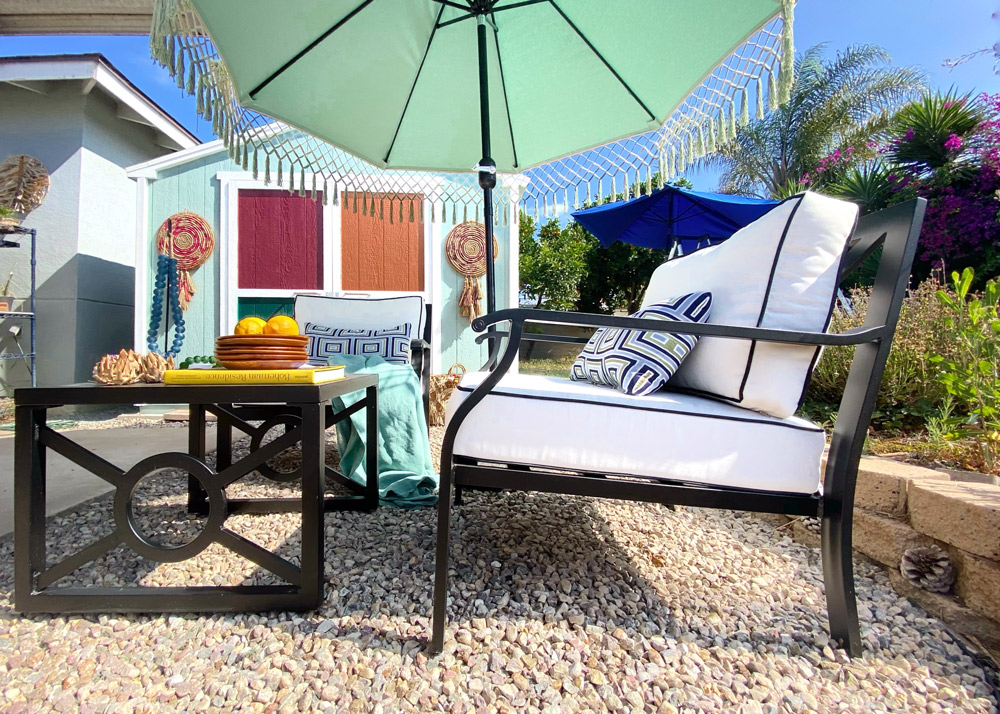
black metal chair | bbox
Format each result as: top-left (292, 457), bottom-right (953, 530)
top-left (431, 198), bottom-right (926, 656)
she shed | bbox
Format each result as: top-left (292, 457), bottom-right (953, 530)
top-left (127, 136), bottom-right (522, 374)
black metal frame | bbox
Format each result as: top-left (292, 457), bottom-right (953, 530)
top-left (13, 377), bottom-right (377, 613)
top-left (431, 199), bottom-right (926, 656)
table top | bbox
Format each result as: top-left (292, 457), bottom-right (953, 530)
top-left (14, 373), bottom-right (378, 407)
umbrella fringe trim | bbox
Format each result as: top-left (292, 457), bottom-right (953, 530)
top-left (150, 0), bottom-right (793, 219)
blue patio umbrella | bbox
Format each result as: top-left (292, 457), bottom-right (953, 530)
top-left (572, 185), bottom-right (778, 253)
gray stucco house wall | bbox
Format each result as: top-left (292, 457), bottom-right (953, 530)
top-left (0, 54), bottom-right (198, 390)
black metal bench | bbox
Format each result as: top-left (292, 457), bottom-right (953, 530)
top-left (431, 198), bottom-right (926, 656)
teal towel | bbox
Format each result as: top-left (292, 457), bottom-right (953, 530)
top-left (328, 354), bottom-right (438, 508)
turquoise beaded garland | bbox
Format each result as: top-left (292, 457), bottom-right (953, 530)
top-left (147, 254), bottom-right (186, 358)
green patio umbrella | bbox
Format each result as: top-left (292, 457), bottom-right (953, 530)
top-left (153, 0), bottom-right (794, 313)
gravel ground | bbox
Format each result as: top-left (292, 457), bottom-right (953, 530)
top-left (0, 425), bottom-right (996, 713)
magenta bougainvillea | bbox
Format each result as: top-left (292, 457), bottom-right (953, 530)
top-left (898, 93), bottom-right (1000, 275)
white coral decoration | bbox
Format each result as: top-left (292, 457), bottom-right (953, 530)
top-left (93, 349), bottom-right (174, 385)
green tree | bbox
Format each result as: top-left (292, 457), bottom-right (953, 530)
top-left (518, 213), bottom-right (588, 309)
top-left (713, 44), bottom-right (925, 198)
top-left (576, 237), bottom-right (666, 314)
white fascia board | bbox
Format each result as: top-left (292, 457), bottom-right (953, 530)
top-left (91, 64), bottom-right (197, 152)
top-left (126, 139), bottom-right (227, 178)
top-left (126, 123), bottom-right (291, 178)
top-left (0, 57), bottom-right (198, 153)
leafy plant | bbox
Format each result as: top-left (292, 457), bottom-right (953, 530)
top-left (885, 91), bottom-right (985, 172)
top-left (805, 275), bottom-right (959, 429)
top-left (1, 266), bottom-right (16, 297)
top-left (712, 43), bottom-right (925, 198)
top-left (825, 161), bottom-right (895, 213)
top-left (928, 268), bottom-right (1000, 471)
top-left (0, 206), bottom-right (15, 218)
top-left (518, 213), bottom-right (589, 310)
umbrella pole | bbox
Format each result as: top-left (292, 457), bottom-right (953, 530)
top-left (476, 14), bottom-right (497, 316)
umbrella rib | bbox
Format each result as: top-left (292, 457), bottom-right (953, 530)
top-left (249, 0), bottom-right (377, 99)
top-left (384, 3), bottom-right (447, 164)
top-left (490, 12), bottom-right (519, 169)
top-left (546, 0), bottom-right (655, 122)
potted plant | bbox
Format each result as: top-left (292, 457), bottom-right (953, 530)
top-left (0, 267), bottom-right (17, 312)
top-left (0, 205), bottom-right (19, 232)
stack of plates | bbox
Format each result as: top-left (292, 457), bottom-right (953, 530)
top-left (215, 334), bottom-right (309, 369)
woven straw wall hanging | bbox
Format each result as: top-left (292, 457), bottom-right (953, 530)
top-left (155, 211), bottom-right (215, 310)
top-left (0, 155), bottom-right (49, 228)
top-left (445, 221), bottom-right (498, 322)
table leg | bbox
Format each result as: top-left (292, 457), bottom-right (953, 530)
top-left (298, 402), bottom-right (325, 607)
top-left (187, 403), bottom-right (210, 515)
top-left (14, 406), bottom-right (45, 610)
top-left (365, 386), bottom-right (379, 510)
top-left (216, 409), bottom-right (233, 471)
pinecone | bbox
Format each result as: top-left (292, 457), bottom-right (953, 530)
top-left (901, 545), bottom-right (955, 594)
top-left (799, 517), bottom-right (821, 534)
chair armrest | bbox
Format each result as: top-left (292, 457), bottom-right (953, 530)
top-left (473, 308), bottom-right (884, 347)
top-left (411, 338), bottom-right (430, 352)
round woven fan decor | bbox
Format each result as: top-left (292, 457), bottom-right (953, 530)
top-left (156, 211), bottom-right (215, 270)
top-left (0, 155), bottom-right (49, 215)
top-left (445, 221), bottom-right (498, 278)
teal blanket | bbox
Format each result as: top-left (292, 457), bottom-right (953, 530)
top-left (328, 354), bottom-right (438, 508)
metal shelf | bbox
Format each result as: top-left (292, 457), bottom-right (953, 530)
top-left (0, 226), bottom-right (36, 386)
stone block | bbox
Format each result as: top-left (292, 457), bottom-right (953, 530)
top-left (852, 508), bottom-right (933, 568)
top-left (852, 457), bottom-right (946, 516)
top-left (909, 481), bottom-right (1000, 560)
top-left (952, 549), bottom-right (1000, 622)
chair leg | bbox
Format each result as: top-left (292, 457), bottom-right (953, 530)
top-left (821, 510), bottom-right (862, 657)
top-left (430, 471), bottom-right (454, 654)
top-left (454, 486), bottom-right (463, 506)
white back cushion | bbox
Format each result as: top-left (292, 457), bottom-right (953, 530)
top-left (642, 191), bottom-right (858, 418)
top-left (294, 294), bottom-right (425, 339)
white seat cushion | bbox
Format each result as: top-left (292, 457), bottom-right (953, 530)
top-left (294, 294), bottom-right (425, 338)
top-left (642, 191), bottom-right (858, 418)
top-left (446, 372), bottom-right (826, 495)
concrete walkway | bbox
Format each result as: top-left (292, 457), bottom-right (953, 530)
top-left (0, 426), bottom-right (196, 537)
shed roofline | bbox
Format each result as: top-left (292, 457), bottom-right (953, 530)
top-left (0, 53), bottom-right (199, 151)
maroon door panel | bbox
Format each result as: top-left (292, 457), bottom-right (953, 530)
top-left (238, 189), bottom-right (323, 290)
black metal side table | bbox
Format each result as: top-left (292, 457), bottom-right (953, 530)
top-left (14, 376), bottom-right (377, 614)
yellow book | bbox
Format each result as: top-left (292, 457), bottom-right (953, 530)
top-left (164, 365), bottom-right (346, 385)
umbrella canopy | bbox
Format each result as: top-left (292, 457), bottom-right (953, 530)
top-left (182, 0), bottom-right (791, 174)
top-left (572, 185), bottom-right (778, 252)
top-left (152, 0), bottom-right (794, 313)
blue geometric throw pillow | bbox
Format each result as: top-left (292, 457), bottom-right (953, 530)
top-left (305, 322), bottom-right (412, 366)
top-left (570, 292), bottom-right (712, 396)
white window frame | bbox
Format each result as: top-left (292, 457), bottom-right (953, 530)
top-left (217, 171), bottom-right (437, 338)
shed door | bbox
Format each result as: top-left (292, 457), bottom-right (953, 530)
top-left (341, 192), bottom-right (424, 292)
top-left (237, 189), bottom-right (323, 290)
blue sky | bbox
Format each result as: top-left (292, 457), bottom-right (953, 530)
top-left (1, 0), bottom-right (997, 189)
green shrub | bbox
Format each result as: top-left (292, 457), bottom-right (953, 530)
top-left (804, 275), bottom-right (960, 429)
top-left (928, 268), bottom-right (1000, 471)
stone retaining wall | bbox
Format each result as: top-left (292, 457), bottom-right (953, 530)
top-left (777, 456), bottom-right (1000, 654)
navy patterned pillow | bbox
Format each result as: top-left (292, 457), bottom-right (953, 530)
top-left (305, 322), bottom-right (412, 366)
top-left (570, 292), bottom-right (712, 396)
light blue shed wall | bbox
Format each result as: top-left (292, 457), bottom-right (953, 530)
top-left (146, 151), bottom-right (238, 360)
top-left (144, 147), bottom-right (513, 373)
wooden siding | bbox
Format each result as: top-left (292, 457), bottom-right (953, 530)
top-left (237, 189), bottom-right (323, 290)
top-left (144, 146), bottom-right (513, 372)
top-left (341, 192), bottom-right (423, 292)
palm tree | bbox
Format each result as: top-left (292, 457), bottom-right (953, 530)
top-left (712, 44), bottom-right (926, 198)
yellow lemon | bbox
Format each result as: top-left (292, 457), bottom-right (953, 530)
top-left (234, 316), bottom-right (267, 335)
top-left (264, 315), bottom-right (300, 335)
